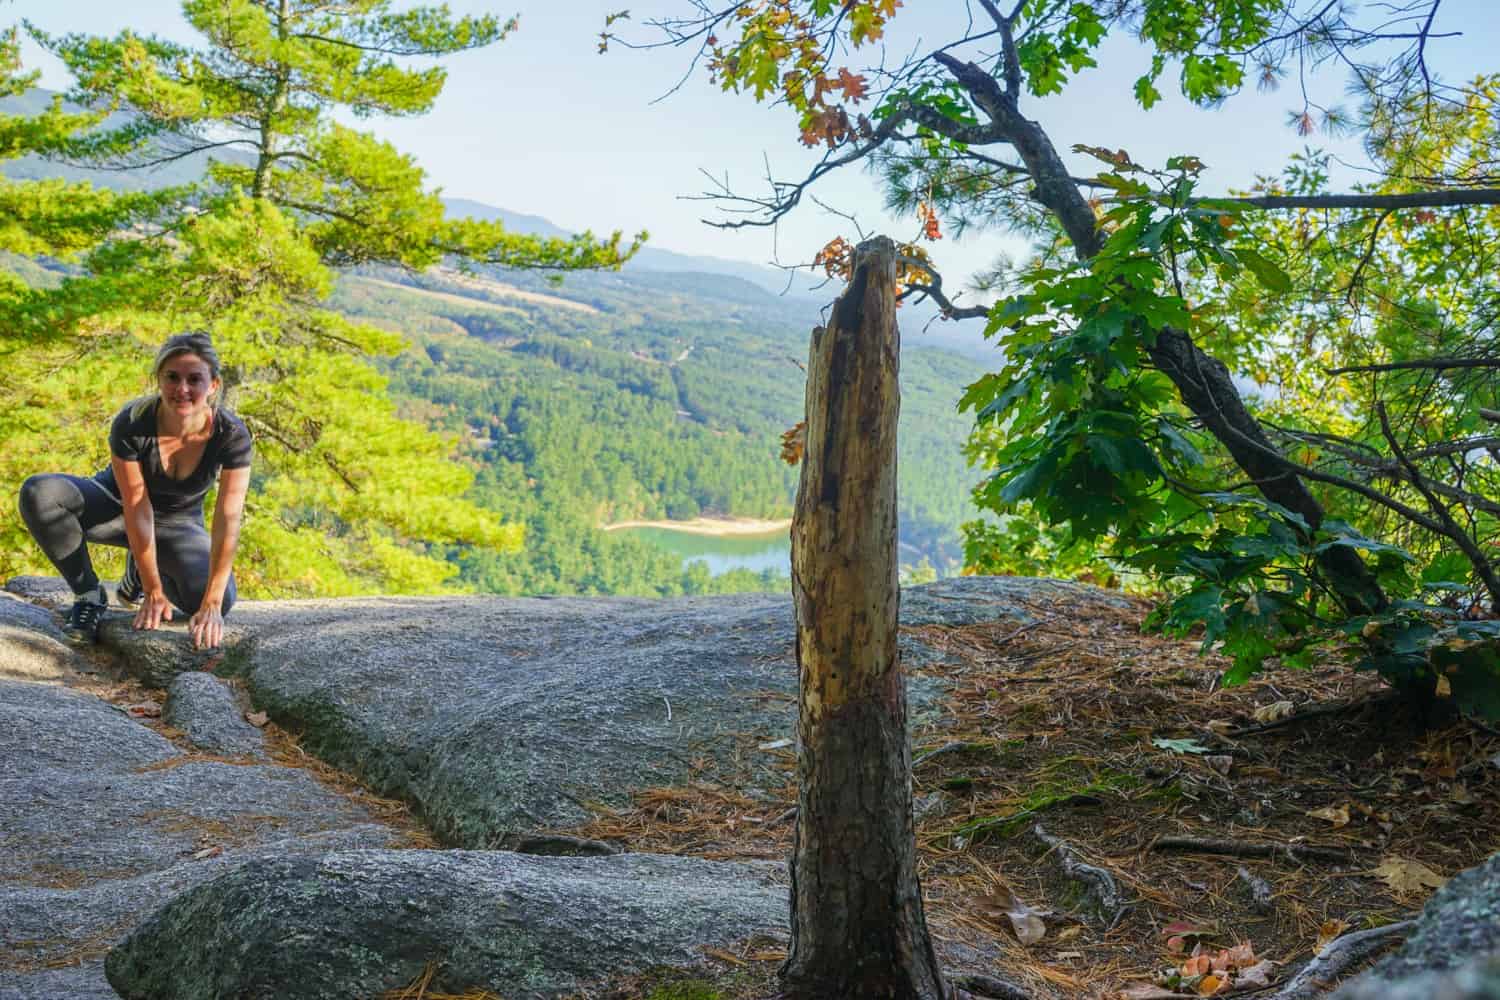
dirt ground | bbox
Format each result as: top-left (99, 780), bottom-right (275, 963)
top-left (547, 589), bottom-right (1500, 1000)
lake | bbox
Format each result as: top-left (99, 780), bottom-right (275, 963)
top-left (617, 525), bottom-right (791, 577)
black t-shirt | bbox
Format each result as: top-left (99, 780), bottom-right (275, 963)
top-left (96, 400), bottom-right (253, 515)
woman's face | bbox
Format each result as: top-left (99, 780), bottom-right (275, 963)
top-left (158, 353), bottom-right (219, 419)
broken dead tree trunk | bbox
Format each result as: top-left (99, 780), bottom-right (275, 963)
top-left (782, 236), bottom-right (948, 999)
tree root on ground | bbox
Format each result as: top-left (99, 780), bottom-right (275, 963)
top-left (1033, 822), bottom-right (1128, 928)
top-left (951, 971), bottom-right (1034, 999)
top-left (1269, 919), bottom-right (1414, 999)
top-left (1151, 836), bottom-right (1355, 865)
top-left (1227, 693), bottom-right (1399, 737)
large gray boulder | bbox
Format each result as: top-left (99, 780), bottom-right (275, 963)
top-left (1333, 961), bottom-right (1500, 1000)
top-left (1334, 853), bottom-right (1500, 999)
top-left (0, 591), bottom-right (85, 682)
top-left (164, 671), bottom-right (266, 757)
top-left (0, 599), bottom-right (400, 999)
top-left (105, 850), bottom-right (788, 1000)
top-left (99, 577), bottom-right (1123, 848)
top-left (3, 575), bottom-right (75, 609)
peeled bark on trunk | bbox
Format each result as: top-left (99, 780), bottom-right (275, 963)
top-left (781, 236), bottom-right (947, 1000)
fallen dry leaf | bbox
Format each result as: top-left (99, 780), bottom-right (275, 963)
top-left (1351, 801), bottom-right (1391, 822)
top-left (1237, 959), bottom-right (1278, 987)
top-left (1252, 700), bottom-right (1295, 722)
top-left (245, 711), bottom-right (269, 728)
top-left (1373, 857), bottom-right (1447, 896)
top-left (1204, 755), bottom-right (1234, 776)
top-left (126, 700), bottom-right (162, 719)
top-left (1118, 987), bottom-right (1180, 1000)
top-left (979, 888), bottom-right (1047, 945)
top-left (1307, 804), bottom-right (1350, 828)
top-left (1163, 921), bottom-right (1215, 955)
top-left (1316, 919), bottom-right (1350, 953)
top-left (1219, 942), bottom-right (1256, 970)
top-left (1011, 910), bottom-right (1046, 945)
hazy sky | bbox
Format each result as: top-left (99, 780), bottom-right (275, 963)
top-left (7, 1), bottom-right (1497, 288)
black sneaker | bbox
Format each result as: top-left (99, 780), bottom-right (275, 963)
top-left (63, 585), bottom-right (108, 643)
top-left (117, 555), bottom-right (143, 608)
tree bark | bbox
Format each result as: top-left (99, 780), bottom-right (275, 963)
top-left (781, 236), bottom-right (947, 999)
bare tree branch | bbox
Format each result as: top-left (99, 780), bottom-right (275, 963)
top-left (1204, 189), bottom-right (1500, 211)
top-left (1328, 357), bottom-right (1500, 375)
top-left (898, 253), bottom-right (991, 320)
top-left (1343, 208), bottom-right (1394, 303)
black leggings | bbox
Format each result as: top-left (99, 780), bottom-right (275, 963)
top-left (17, 473), bottom-right (236, 616)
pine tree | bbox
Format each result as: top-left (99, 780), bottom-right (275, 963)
top-left (1, 4), bottom-right (643, 592)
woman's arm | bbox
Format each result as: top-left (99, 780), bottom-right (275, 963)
top-left (189, 465), bottom-right (249, 650)
top-left (111, 456), bottom-right (174, 630)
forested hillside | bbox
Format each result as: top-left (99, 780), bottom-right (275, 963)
top-left (2, 89), bottom-right (984, 596)
top-left (330, 260), bottom-right (981, 594)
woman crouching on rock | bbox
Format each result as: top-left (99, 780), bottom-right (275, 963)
top-left (18, 332), bottom-right (252, 649)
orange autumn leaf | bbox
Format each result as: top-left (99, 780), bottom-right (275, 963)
top-left (1181, 954), bottom-right (1211, 976)
top-left (1220, 942), bottom-right (1257, 970)
top-left (1316, 919), bottom-right (1349, 953)
top-left (800, 105), bottom-right (854, 148)
top-left (811, 235), bottom-right (853, 280)
top-left (916, 202), bottom-right (942, 241)
top-left (837, 67), bottom-right (868, 101)
top-left (780, 421), bottom-right (807, 465)
top-left (809, 71), bottom-right (837, 105)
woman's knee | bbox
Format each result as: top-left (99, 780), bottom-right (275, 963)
top-left (166, 575), bottom-right (236, 618)
top-left (18, 474), bottom-right (73, 525)
top-left (19, 474), bottom-right (55, 513)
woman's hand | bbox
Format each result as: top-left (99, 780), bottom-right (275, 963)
top-left (133, 590), bottom-right (174, 631)
top-left (189, 604), bottom-right (224, 650)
